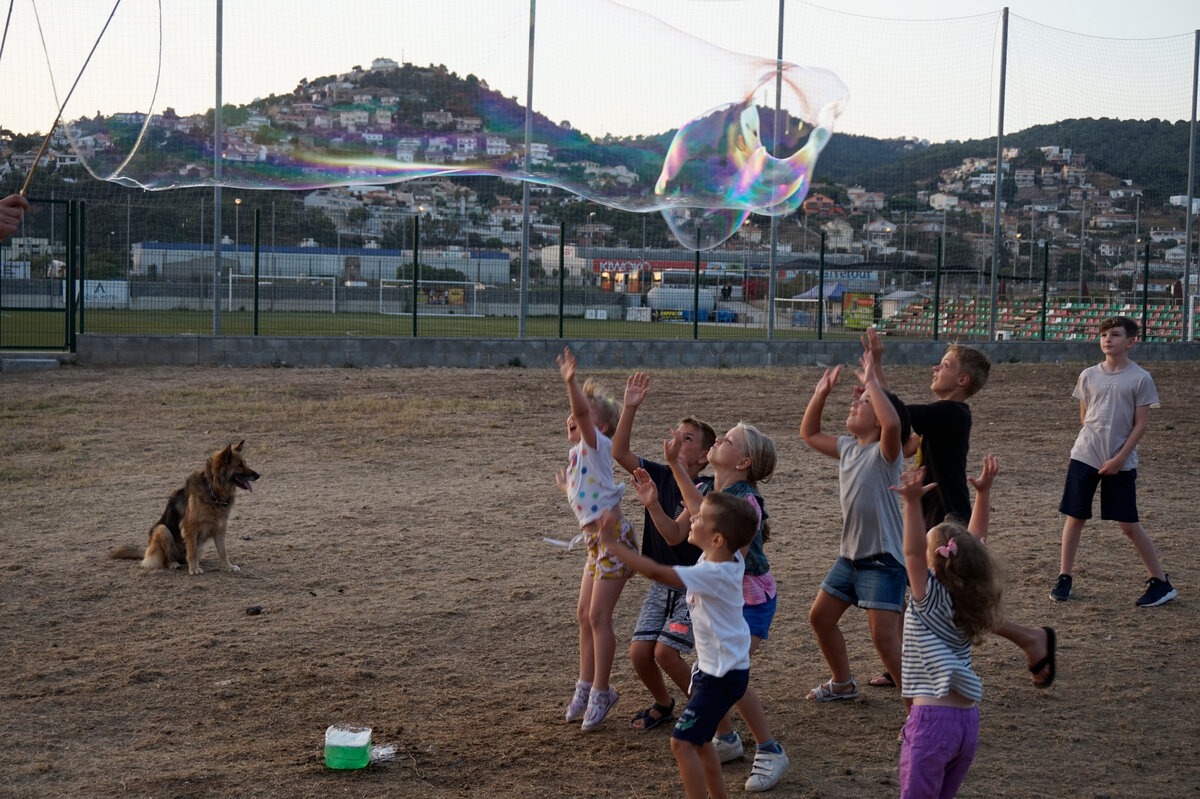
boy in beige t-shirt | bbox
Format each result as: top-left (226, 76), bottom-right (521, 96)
top-left (1052, 316), bottom-right (1176, 607)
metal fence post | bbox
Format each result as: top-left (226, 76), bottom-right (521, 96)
top-left (412, 215), bottom-right (420, 338)
top-left (253, 208), bottom-right (261, 335)
top-left (817, 231), bottom-right (826, 340)
top-left (66, 201), bottom-right (76, 348)
top-left (558, 220), bottom-right (565, 338)
top-left (1142, 242), bottom-right (1151, 338)
top-left (77, 200), bottom-right (86, 340)
top-left (1040, 243), bottom-right (1049, 340)
top-left (933, 236), bottom-right (942, 341)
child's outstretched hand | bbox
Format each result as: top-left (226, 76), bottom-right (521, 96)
top-left (624, 372), bottom-right (649, 408)
top-left (891, 463), bottom-right (936, 503)
top-left (556, 346), bottom-right (577, 383)
top-left (631, 467), bottom-right (659, 508)
top-left (968, 454), bottom-right (999, 492)
top-left (597, 509), bottom-right (621, 547)
top-left (861, 326), bottom-right (883, 364)
top-left (554, 467), bottom-right (570, 495)
top-left (815, 364), bottom-right (842, 396)
top-left (855, 349), bottom-right (877, 387)
top-left (663, 428), bottom-right (686, 471)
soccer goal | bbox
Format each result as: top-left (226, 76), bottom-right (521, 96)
top-left (378, 279), bottom-right (482, 317)
top-left (228, 273), bottom-right (337, 313)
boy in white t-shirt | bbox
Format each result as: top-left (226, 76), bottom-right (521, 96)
top-left (601, 492), bottom-right (762, 799)
top-left (1052, 316), bottom-right (1176, 607)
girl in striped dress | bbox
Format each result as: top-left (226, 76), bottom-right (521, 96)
top-left (892, 459), bottom-right (1002, 799)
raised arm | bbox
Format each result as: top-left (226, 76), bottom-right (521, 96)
top-left (599, 509), bottom-right (684, 589)
top-left (611, 372), bottom-right (649, 474)
top-left (966, 454), bottom-right (998, 543)
top-left (892, 464), bottom-right (937, 601)
top-left (631, 467), bottom-right (689, 546)
top-left (557, 347), bottom-right (596, 448)
top-left (862, 355), bottom-right (902, 463)
top-left (664, 429), bottom-right (705, 517)
top-left (801, 365), bottom-right (842, 458)
top-left (861, 327), bottom-right (889, 390)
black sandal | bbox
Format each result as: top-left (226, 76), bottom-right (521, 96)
top-left (629, 698), bottom-right (675, 731)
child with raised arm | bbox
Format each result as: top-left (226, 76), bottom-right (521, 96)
top-left (599, 492), bottom-right (761, 799)
top-left (611, 371), bottom-right (716, 732)
top-left (1052, 315), bottom-right (1176, 607)
top-left (800, 356), bottom-right (910, 703)
top-left (648, 422), bottom-right (789, 792)
top-left (863, 328), bottom-right (1055, 689)
top-left (555, 347), bottom-right (637, 731)
top-left (891, 461), bottom-right (1002, 798)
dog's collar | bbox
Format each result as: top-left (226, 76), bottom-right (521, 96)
top-left (205, 480), bottom-right (232, 506)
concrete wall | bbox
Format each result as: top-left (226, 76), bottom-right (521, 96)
top-left (74, 334), bottom-right (1200, 369)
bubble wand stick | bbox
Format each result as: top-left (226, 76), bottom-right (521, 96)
top-left (19, 0), bottom-right (124, 196)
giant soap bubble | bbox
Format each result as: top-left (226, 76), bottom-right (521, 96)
top-left (26, 0), bottom-right (847, 249)
top-left (655, 64), bottom-right (843, 249)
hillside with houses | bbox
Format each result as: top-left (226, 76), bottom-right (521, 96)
top-left (1, 58), bottom-right (1195, 293)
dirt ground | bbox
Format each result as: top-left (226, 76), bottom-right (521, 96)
top-left (1, 358), bottom-right (1198, 799)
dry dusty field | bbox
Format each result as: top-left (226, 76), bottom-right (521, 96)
top-left (1, 358), bottom-right (1198, 799)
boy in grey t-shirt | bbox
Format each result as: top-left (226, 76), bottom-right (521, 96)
top-left (1052, 316), bottom-right (1176, 607)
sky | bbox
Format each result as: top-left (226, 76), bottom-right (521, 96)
top-left (1, 0), bottom-right (1197, 144)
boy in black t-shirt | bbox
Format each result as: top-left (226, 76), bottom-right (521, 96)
top-left (612, 372), bottom-right (716, 730)
top-left (868, 329), bottom-right (1057, 689)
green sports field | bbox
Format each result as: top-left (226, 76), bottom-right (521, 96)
top-left (0, 308), bottom-right (855, 348)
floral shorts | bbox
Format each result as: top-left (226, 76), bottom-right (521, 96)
top-left (584, 517), bottom-right (636, 580)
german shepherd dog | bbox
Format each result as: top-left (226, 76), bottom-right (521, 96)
top-left (111, 441), bottom-right (260, 575)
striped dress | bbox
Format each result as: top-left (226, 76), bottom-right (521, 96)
top-left (900, 570), bottom-right (983, 702)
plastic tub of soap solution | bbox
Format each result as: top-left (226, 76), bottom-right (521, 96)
top-left (324, 724), bottom-right (371, 769)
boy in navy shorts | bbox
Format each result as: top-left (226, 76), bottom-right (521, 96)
top-left (601, 491), bottom-right (762, 799)
top-left (612, 372), bottom-right (716, 731)
top-left (1053, 316), bottom-right (1176, 607)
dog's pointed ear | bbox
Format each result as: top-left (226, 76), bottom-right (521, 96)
top-left (233, 440), bottom-right (245, 452)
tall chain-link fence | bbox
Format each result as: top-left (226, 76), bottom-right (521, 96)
top-left (2, 3), bottom-right (1196, 347)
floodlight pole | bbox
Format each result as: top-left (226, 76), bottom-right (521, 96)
top-left (212, 0), bottom-right (224, 334)
top-left (1184, 29), bottom-right (1198, 340)
top-left (767, 0), bottom-right (785, 341)
top-left (988, 7), bottom-right (1009, 341)
top-left (518, 0), bottom-right (535, 338)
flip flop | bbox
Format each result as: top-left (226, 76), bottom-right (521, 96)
top-left (629, 698), bottom-right (675, 731)
top-left (1029, 626), bottom-right (1056, 689)
top-left (868, 672), bottom-right (896, 688)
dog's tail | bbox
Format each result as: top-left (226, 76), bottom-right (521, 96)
top-left (109, 544), bottom-right (144, 560)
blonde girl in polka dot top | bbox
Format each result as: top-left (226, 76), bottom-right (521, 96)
top-left (555, 347), bottom-right (638, 731)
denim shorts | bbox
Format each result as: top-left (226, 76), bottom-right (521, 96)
top-left (1059, 458), bottom-right (1139, 523)
top-left (742, 592), bottom-right (777, 640)
top-left (672, 667), bottom-right (749, 746)
top-left (820, 553), bottom-right (907, 612)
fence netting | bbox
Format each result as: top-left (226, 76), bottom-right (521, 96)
top-left (1, 2), bottom-right (1195, 346)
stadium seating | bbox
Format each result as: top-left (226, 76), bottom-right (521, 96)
top-left (876, 298), bottom-right (1185, 342)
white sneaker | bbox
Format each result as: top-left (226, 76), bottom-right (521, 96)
top-left (745, 746), bottom-right (789, 792)
top-left (711, 731), bottom-right (743, 762)
top-left (580, 687), bottom-right (618, 731)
